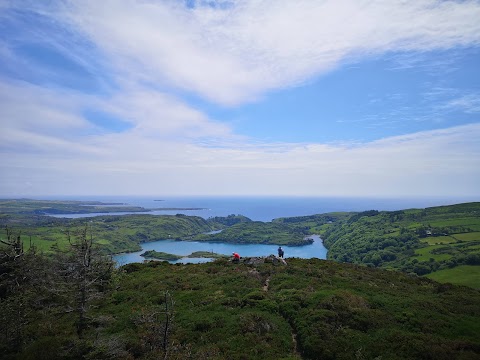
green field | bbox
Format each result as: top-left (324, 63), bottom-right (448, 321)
top-left (454, 232), bottom-right (480, 241)
top-left (414, 245), bottom-right (452, 261)
top-left (422, 235), bottom-right (456, 245)
top-left (420, 232), bottom-right (480, 246)
top-left (426, 265), bottom-right (480, 289)
top-left (427, 216), bottom-right (480, 231)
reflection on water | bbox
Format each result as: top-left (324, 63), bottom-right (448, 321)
top-left (114, 235), bottom-right (327, 266)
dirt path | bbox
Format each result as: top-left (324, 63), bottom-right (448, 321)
top-left (291, 331), bottom-right (301, 358)
top-left (261, 276), bottom-right (302, 358)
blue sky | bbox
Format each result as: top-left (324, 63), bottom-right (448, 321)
top-left (1, 0), bottom-right (480, 198)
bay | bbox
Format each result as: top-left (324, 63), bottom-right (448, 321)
top-left (114, 235), bottom-right (327, 266)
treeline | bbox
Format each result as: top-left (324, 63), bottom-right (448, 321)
top-left (191, 221), bottom-right (311, 245)
top-left (323, 212), bottom-right (419, 266)
top-left (273, 212), bottom-right (351, 234)
top-left (206, 214), bottom-right (252, 226)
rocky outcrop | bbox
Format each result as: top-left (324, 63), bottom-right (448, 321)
top-left (242, 255), bottom-right (287, 266)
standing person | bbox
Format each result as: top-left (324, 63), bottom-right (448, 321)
top-left (232, 252), bottom-right (240, 262)
top-left (278, 246), bottom-right (284, 258)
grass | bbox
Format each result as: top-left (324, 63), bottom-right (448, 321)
top-left (3, 213), bottom-right (220, 254)
top-left (415, 245), bottom-right (452, 261)
top-left (140, 250), bottom-right (182, 261)
top-left (420, 232), bottom-right (480, 246)
top-left (427, 216), bottom-right (480, 230)
top-left (453, 232), bottom-right (480, 241)
top-left (3, 231), bottom-right (480, 359)
top-left (188, 251), bottom-right (228, 259)
top-left (98, 259), bottom-right (480, 359)
top-left (422, 236), bottom-right (456, 245)
top-left (426, 265), bottom-right (480, 289)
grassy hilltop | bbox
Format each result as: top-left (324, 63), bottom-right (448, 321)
top-left (2, 255), bottom-right (479, 359)
top-left (320, 203), bottom-right (480, 289)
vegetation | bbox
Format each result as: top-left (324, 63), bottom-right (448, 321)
top-left (191, 221), bottom-right (313, 246)
top-left (2, 242), bottom-right (479, 359)
top-left (273, 212), bottom-right (351, 235)
top-left (187, 251), bottom-right (229, 259)
top-left (0, 210), bottom-right (321, 255)
top-left (0, 198), bottom-right (206, 215)
top-left (0, 198), bottom-right (150, 215)
top-left (0, 213), bottom-right (221, 254)
top-left (140, 250), bottom-right (228, 261)
top-left (140, 250), bottom-right (183, 261)
top-left (1, 226), bottom-right (116, 357)
top-left (2, 201), bottom-right (480, 358)
top-left (206, 214), bottom-right (252, 226)
top-left (425, 265), bottom-right (480, 289)
top-left (315, 203), bottom-right (480, 283)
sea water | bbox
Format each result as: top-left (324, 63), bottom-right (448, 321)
top-left (47, 195), bottom-right (472, 222)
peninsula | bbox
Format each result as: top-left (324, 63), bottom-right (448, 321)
top-left (0, 198), bottom-right (206, 215)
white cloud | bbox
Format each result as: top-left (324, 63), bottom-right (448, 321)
top-left (2, 91), bottom-right (479, 197)
top-left (56, 0), bottom-right (480, 105)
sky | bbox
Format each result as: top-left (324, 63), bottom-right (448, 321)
top-left (0, 0), bottom-right (480, 198)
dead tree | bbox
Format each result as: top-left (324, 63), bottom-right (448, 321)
top-left (132, 290), bottom-right (175, 359)
top-left (0, 227), bottom-right (45, 351)
top-left (55, 225), bottom-right (114, 338)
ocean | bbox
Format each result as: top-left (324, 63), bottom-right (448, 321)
top-left (46, 195), bottom-right (476, 221)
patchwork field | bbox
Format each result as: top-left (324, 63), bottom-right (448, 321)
top-left (426, 265), bottom-right (480, 289)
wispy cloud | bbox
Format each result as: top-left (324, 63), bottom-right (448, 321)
top-left (442, 94), bottom-right (480, 114)
top-left (8, 0), bottom-right (476, 105)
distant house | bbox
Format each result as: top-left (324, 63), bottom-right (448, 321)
top-left (426, 230), bottom-right (432, 236)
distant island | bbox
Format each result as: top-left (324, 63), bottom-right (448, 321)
top-left (141, 250), bottom-right (227, 261)
top-left (140, 250), bottom-right (182, 261)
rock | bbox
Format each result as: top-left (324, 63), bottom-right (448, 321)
top-left (242, 255), bottom-right (288, 266)
top-left (264, 255), bottom-right (287, 266)
top-left (244, 257), bottom-right (265, 266)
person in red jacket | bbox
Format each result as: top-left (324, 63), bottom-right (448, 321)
top-left (232, 252), bottom-right (240, 262)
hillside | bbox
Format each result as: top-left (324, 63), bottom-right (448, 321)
top-left (0, 213), bottom-right (222, 253)
top-left (319, 202), bottom-right (480, 288)
top-left (2, 254), bottom-right (479, 359)
top-left (1, 201), bottom-right (480, 359)
top-left (190, 221), bottom-right (312, 245)
top-left (1, 201), bottom-right (479, 288)
top-left (269, 203), bottom-right (480, 288)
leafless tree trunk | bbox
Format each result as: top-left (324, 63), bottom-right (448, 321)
top-left (58, 225), bottom-right (114, 338)
top-left (0, 227), bottom-right (44, 350)
top-left (132, 290), bottom-right (175, 359)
